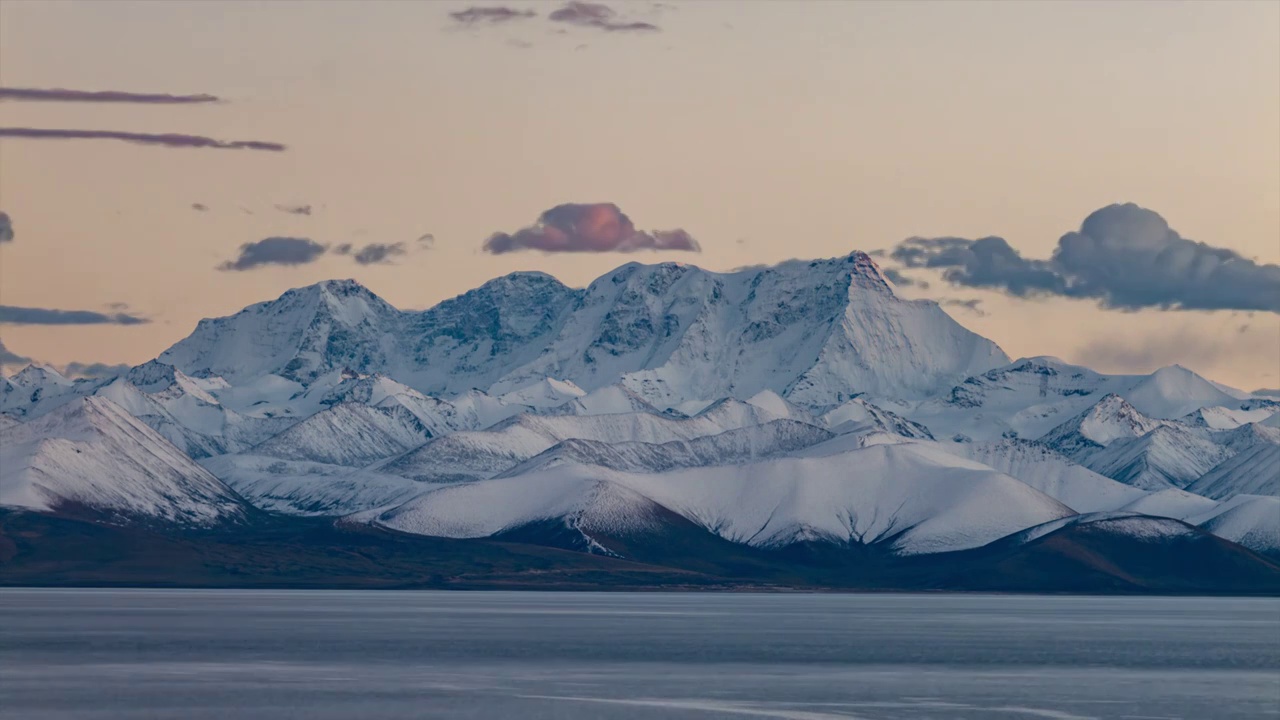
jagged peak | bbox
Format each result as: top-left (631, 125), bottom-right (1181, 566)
top-left (10, 363), bottom-right (71, 386)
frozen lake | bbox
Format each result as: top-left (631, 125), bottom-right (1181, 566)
top-left (1, 589), bottom-right (1277, 719)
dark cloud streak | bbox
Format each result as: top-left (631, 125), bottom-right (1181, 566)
top-left (449, 6), bottom-right (536, 24)
top-left (0, 127), bottom-right (286, 151)
top-left (548, 1), bottom-right (660, 32)
top-left (0, 305), bottom-right (150, 325)
top-left (0, 87), bottom-right (220, 104)
top-left (217, 237), bottom-right (328, 271)
top-left (0, 211), bottom-right (12, 243)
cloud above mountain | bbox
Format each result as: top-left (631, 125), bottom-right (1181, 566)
top-left (889, 203), bottom-right (1280, 313)
top-left (0, 305), bottom-right (150, 325)
top-left (334, 242), bottom-right (408, 265)
top-left (62, 361), bottom-right (133, 379)
top-left (0, 87), bottom-right (220, 104)
top-left (217, 237), bottom-right (328, 271)
top-left (0, 211), bottom-right (13, 243)
top-left (483, 202), bottom-right (699, 254)
top-left (0, 127), bottom-right (285, 151)
top-left (274, 203), bottom-right (312, 216)
top-left (220, 234), bottom-right (431, 271)
top-left (549, 2), bottom-right (660, 32)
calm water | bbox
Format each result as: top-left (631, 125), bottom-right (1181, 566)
top-left (1, 589), bottom-right (1277, 720)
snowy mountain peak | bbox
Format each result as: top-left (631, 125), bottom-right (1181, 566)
top-left (9, 364), bottom-right (71, 387)
top-left (1123, 364), bottom-right (1241, 419)
top-left (1039, 393), bottom-right (1165, 460)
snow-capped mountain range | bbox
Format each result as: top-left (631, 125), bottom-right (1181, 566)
top-left (3, 251), bottom-right (1278, 575)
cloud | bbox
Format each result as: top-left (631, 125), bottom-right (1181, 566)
top-left (62, 361), bottom-right (132, 379)
top-left (0, 211), bottom-right (12, 243)
top-left (335, 242), bottom-right (408, 265)
top-left (889, 203), bottom-right (1280, 313)
top-left (939, 298), bottom-right (985, 316)
top-left (449, 6), bottom-right (537, 24)
top-left (190, 203), bottom-right (209, 212)
top-left (881, 267), bottom-right (928, 289)
top-left (0, 87), bottom-right (220, 104)
top-left (417, 233), bottom-right (435, 246)
top-left (0, 127), bottom-right (286, 151)
top-left (274, 203), bottom-right (312, 216)
top-left (0, 338), bottom-right (31, 367)
top-left (217, 237), bottom-right (328, 271)
top-left (548, 1), bottom-right (660, 32)
top-left (483, 202), bottom-right (699, 254)
top-left (0, 305), bottom-right (150, 325)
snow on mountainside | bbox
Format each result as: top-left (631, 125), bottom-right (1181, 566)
top-left (376, 440), bottom-right (1074, 556)
top-left (1038, 394), bottom-right (1168, 461)
top-left (1178, 406), bottom-right (1276, 431)
top-left (377, 404), bottom-right (788, 484)
top-left (248, 401), bottom-right (434, 467)
top-left (822, 397), bottom-right (933, 439)
top-left (0, 396), bottom-right (245, 524)
top-left (545, 383), bottom-right (665, 417)
top-left (160, 279), bottom-right (407, 385)
top-left (1118, 488), bottom-right (1220, 520)
top-left (199, 454), bottom-right (421, 516)
top-left (496, 420), bottom-right (835, 477)
top-left (498, 378), bottom-right (586, 408)
top-left (943, 438), bottom-right (1145, 513)
top-left (1082, 424), bottom-right (1229, 491)
top-left (894, 357), bottom-right (1132, 443)
top-left (1192, 495), bottom-right (1280, 557)
top-left (1123, 365), bottom-right (1243, 419)
top-left (154, 252), bottom-right (1008, 409)
top-left (1187, 444), bottom-right (1280, 499)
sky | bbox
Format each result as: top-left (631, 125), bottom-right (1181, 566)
top-left (0, 0), bottom-right (1277, 389)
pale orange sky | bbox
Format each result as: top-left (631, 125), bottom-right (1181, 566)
top-left (0, 0), bottom-right (1277, 388)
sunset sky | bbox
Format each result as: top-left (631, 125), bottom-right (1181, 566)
top-left (0, 0), bottom-right (1277, 388)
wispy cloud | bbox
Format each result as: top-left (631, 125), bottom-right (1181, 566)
top-left (217, 237), bottom-right (328, 272)
top-left (549, 1), bottom-right (660, 32)
top-left (939, 298), bottom-right (985, 316)
top-left (0, 87), bottom-right (220, 104)
top-left (483, 202), bottom-right (699, 254)
top-left (0, 211), bottom-right (13, 243)
top-left (882, 267), bottom-right (928, 289)
top-left (0, 305), bottom-right (150, 325)
top-left (448, 6), bottom-right (537, 24)
top-left (190, 203), bottom-right (209, 212)
top-left (888, 203), bottom-right (1280, 313)
top-left (334, 242), bottom-right (408, 265)
top-left (274, 203), bottom-right (312, 216)
top-left (62, 361), bottom-right (133, 379)
top-left (0, 127), bottom-right (285, 151)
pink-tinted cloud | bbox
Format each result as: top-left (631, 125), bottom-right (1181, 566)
top-left (0, 87), bottom-right (221, 104)
top-left (0, 127), bottom-right (285, 151)
top-left (548, 1), bottom-right (659, 32)
top-left (483, 203), bottom-right (699, 254)
top-left (449, 6), bottom-right (536, 24)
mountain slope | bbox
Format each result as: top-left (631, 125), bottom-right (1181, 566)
top-left (1187, 444), bottom-right (1280, 500)
top-left (944, 438), bottom-right (1146, 513)
top-left (377, 441), bottom-right (1074, 556)
top-left (249, 401), bottom-right (433, 467)
top-left (0, 396), bottom-right (246, 525)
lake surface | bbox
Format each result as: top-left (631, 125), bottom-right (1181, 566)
top-left (1, 589), bottom-right (1277, 720)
